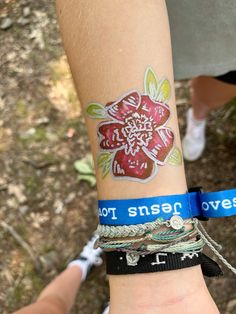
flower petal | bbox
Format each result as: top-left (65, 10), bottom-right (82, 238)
top-left (106, 91), bottom-right (141, 121)
top-left (112, 148), bottom-right (155, 180)
top-left (143, 127), bottom-right (174, 164)
top-left (98, 121), bottom-right (125, 150)
top-left (139, 95), bottom-right (170, 128)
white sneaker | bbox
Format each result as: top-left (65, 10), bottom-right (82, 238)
top-left (102, 303), bottom-right (110, 314)
top-left (68, 234), bottom-right (103, 281)
top-left (182, 108), bottom-right (206, 161)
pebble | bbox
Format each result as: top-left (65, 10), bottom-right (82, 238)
top-left (65, 192), bottom-right (76, 204)
top-left (53, 199), bottom-right (64, 214)
top-left (0, 177), bottom-right (7, 187)
top-left (0, 98), bottom-right (5, 110)
top-left (0, 18), bottom-right (13, 30)
top-left (6, 198), bottom-right (18, 209)
top-left (21, 278), bottom-right (33, 291)
top-left (216, 127), bottom-right (224, 135)
top-left (25, 128), bottom-right (36, 136)
top-left (60, 163), bottom-right (67, 171)
top-left (226, 299), bottom-right (236, 313)
top-left (17, 17), bottom-right (30, 26)
top-left (40, 251), bottom-right (59, 272)
top-left (19, 205), bottom-right (29, 214)
top-left (8, 184), bottom-right (27, 204)
top-left (35, 117), bottom-right (50, 125)
top-left (47, 132), bottom-right (58, 142)
top-left (23, 7), bottom-right (31, 17)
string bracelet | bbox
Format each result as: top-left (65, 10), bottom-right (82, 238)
top-left (96, 218), bottom-right (194, 238)
top-left (96, 223), bottom-right (198, 252)
top-left (97, 188), bottom-right (236, 274)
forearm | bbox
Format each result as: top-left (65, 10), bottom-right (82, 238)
top-left (56, 1), bottom-right (218, 313)
top-left (56, 0), bottom-right (186, 199)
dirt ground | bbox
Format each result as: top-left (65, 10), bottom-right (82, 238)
top-left (0, 1), bottom-right (236, 313)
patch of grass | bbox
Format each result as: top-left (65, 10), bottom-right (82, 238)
top-left (42, 242), bottom-right (55, 254)
top-left (29, 272), bottom-right (44, 293)
top-left (24, 262), bottom-right (44, 293)
top-left (15, 223), bottom-right (28, 238)
top-left (12, 285), bottom-right (26, 304)
top-left (24, 176), bottom-right (41, 194)
top-left (32, 128), bottom-right (48, 142)
top-left (19, 128), bottom-right (48, 147)
top-left (56, 118), bottom-right (85, 139)
top-left (15, 99), bottom-right (28, 118)
top-left (224, 98), bottom-right (236, 120)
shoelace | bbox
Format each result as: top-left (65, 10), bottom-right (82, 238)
top-left (80, 235), bottom-right (103, 266)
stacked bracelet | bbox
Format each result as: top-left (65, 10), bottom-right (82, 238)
top-left (96, 187), bottom-right (236, 275)
top-left (105, 251), bottom-right (223, 277)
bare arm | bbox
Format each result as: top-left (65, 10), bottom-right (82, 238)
top-left (56, 1), bottom-right (219, 313)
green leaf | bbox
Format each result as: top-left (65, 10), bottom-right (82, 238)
top-left (97, 152), bottom-right (113, 178)
top-left (86, 154), bottom-right (95, 169)
top-left (74, 154), bottom-right (96, 186)
top-left (144, 67), bottom-right (158, 100)
top-left (86, 103), bottom-right (107, 119)
top-left (167, 147), bottom-right (182, 165)
top-left (77, 174), bottom-right (96, 187)
top-left (74, 154), bottom-right (95, 174)
top-left (74, 160), bottom-right (93, 174)
top-left (156, 78), bottom-right (171, 102)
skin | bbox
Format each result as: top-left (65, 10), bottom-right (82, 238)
top-left (191, 76), bottom-right (236, 120)
top-left (13, 266), bottom-right (82, 314)
top-left (12, 1), bottom-right (236, 313)
top-left (56, 0), bottom-right (186, 199)
top-left (14, 1), bottom-right (220, 313)
top-left (55, 1), bottom-right (219, 313)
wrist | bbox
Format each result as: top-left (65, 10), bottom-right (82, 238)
top-left (109, 266), bottom-right (219, 314)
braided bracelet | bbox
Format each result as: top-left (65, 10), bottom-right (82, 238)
top-left (96, 188), bottom-right (236, 275)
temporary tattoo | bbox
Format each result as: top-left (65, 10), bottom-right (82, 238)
top-left (86, 67), bottom-right (182, 182)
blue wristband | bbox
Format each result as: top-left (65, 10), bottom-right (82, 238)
top-left (98, 188), bottom-right (236, 226)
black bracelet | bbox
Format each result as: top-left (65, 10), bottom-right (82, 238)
top-left (105, 251), bottom-right (223, 277)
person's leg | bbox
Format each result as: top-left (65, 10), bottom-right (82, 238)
top-left (191, 76), bottom-right (236, 120)
top-left (183, 76), bottom-right (236, 161)
top-left (56, 1), bottom-right (218, 313)
top-left (13, 235), bottom-right (102, 314)
top-left (13, 266), bottom-right (82, 314)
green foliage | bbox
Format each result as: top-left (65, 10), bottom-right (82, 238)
top-left (74, 159), bottom-right (94, 175)
top-left (74, 154), bottom-right (96, 187)
top-left (15, 99), bottom-right (28, 118)
top-left (224, 98), bottom-right (236, 120)
top-left (77, 174), bottom-right (96, 187)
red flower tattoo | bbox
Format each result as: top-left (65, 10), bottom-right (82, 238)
top-left (97, 91), bottom-right (174, 181)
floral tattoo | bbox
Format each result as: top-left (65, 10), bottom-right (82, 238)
top-left (86, 67), bottom-right (182, 182)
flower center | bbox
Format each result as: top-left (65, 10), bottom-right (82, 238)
top-left (122, 112), bottom-right (154, 156)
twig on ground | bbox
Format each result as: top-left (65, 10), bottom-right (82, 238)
top-left (0, 220), bottom-right (41, 271)
top-left (22, 157), bottom-right (55, 169)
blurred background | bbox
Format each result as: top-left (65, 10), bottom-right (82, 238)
top-left (0, 1), bottom-right (236, 313)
